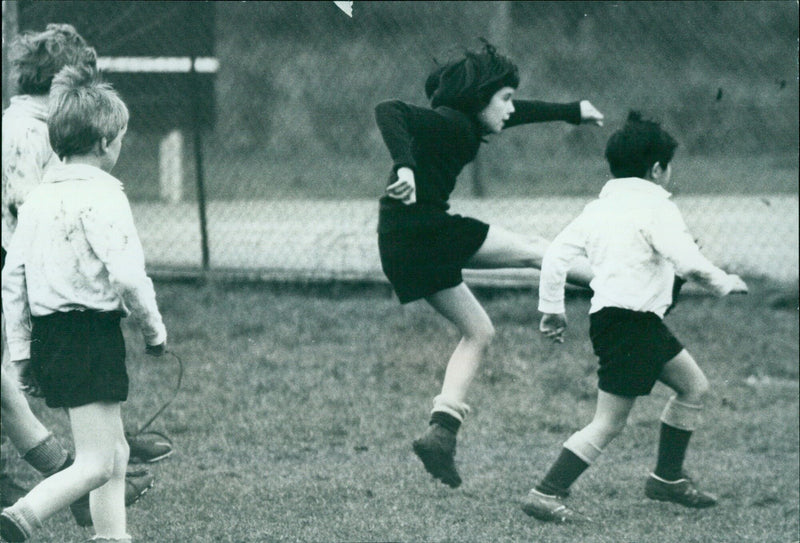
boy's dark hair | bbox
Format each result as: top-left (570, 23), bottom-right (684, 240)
top-left (425, 39), bottom-right (519, 115)
top-left (605, 111), bottom-right (678, 178)
top-left (10, 23), bottom-right (97, 95)
top-left (48, 65), bottom-right (129, 160)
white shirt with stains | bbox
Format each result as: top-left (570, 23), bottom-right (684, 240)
top-left (2, 163), bottom-right (166, 361)
top-left (538, 177), bottom-right (741, 318)
top-left (2, 95), bottom-right (61, 250)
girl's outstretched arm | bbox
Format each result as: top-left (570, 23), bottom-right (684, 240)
top-left (504, 99), bottom-right (604, 129)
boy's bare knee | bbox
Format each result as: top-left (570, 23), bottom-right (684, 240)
top-left (117, 439), bottom-right (130, 472)
top-left (590, 417), bottom-right (627, 442)
top-left (78, 459), bottom-right (116, 488)
top-left (678, 373), bottom-right (709, 403)
top-left (694, 375), bottom-right (710, 399)
top-left (482, 321), bottom-right (496, 344)
top-left (473, 320), bottom-right (495, 346)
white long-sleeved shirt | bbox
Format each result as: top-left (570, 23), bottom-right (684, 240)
top-left (538, 177), bottom-right (740, 318)
top-left (2, 163), bottom-right (166, 361)
top-left (2, 95), bottom-right (61, 250)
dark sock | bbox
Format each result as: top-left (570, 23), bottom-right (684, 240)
top-left (654, 423), bottom-right (692, 481)
top-left (430, 411), bottom-right (460, 434)
top-left (536, 448), bottom-right (589, 498)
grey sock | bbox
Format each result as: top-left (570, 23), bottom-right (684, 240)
top-left (22, 434), bottom-right (69, 476)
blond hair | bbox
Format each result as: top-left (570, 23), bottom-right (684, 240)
top-left (48, 65), bottom-right (129, 160)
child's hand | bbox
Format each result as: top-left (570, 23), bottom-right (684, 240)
top-left (728, 275), bottom-right (748, 295)
top-left (386, 167), bottom-right (416, 205)
top-left (540, 313), bottom-right (567, 343)
top-left (145, 342), bottom-right (167, 357)
top-left (15, 359), bottom-right (43, 397)
top-left (579, 100), bottom-right (604, 126)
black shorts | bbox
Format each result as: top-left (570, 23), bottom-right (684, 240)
top-left (589, 307), bottom-right (683, 397)
top-left (378, 211), bottom-right (489, 304)
top-left (30, 311), bottom-right (128, 408)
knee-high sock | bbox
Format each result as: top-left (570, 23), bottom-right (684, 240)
top-left (654, 424), bottom-right (693, 481)
top-left (536, 431), bottom-right (603, 497)
top-left (654, 396), bottom-right (702, 480)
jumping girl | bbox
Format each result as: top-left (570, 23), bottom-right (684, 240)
top-left (374, 41), bottom-right (604, 488)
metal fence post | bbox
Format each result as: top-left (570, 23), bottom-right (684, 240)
top-left (191, 56), bottom-right (211, 273)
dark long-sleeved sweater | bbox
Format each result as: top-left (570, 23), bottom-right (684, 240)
top-left (375, 99), bottom-right (581, 232)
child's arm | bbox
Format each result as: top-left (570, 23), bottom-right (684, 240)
top-left (375, 100), bottom-right (458, 206)
top-left (81, 189), bottom-right (167, 350)
top-left (1, 227), bottom-right (33, 362)
top-left (538, 216), bottom-right (589, 342)
top-left (648, 202), bottom-right (747, 296)
top-left (374, 99), bottom-right (473, 178)
top-left (505, 100), bottom-right (604, 129)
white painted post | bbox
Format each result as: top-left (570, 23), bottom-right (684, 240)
top-left (159, 129), bottom-right (184, 203)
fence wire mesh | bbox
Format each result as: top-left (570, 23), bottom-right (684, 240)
top-left (4, 1), bottom-right (798, 284)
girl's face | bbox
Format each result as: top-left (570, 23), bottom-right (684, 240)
top-left (478, 86), bottom-right (516, 134)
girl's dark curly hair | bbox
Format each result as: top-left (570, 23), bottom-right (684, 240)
top-left (425, 39), bottom-right (519, 115)
top-left (10, 23), bottom-right (97, 95)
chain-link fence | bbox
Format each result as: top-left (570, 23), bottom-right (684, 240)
top-left (4, 1), bottom-right (798, 284)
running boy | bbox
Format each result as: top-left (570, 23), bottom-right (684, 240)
top-left (1, 65), bottom-right (167, 542)
top-left (521, 111), bottom-right (747, 522)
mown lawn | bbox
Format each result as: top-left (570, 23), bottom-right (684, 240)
top-left (6, 279), bottom-right (798, 542)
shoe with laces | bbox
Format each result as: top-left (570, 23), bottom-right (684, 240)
top-left (645, 472), bottom-right (717, 508)
top-left (69, 468), bottom-right (155, 527)
top-left (126, 432), bottom-right (173, 464)
top-left (0, 475), bottom-right (28, 508)
top-left (521, 488), bottom-right (589, 523)
top-left (124, 468), bottom-right (155, 505)
top-left (412, 423), bottom-right (462, 488)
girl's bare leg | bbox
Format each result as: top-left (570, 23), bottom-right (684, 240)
top-left (425, 283), bottom-right (495, 415)
top-left (468, 225), bottom-right (593, 287)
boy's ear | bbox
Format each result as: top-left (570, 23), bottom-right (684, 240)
top-left (98, 137), bottom-right (109, 154)
top-left (650, 161), bottom-right (664, 179)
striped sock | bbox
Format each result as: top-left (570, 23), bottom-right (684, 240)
top-left (23, 434), bottom-right (70, 476)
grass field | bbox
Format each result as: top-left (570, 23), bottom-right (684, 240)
top-left (4, 279), bottom-right (798, 542)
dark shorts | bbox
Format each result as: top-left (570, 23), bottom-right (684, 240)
top-left (589, 307), bottom-right (683, 397)
top-left (378, 212), bottom-right (490, 304)
top-left (30, 311), bottom-right (128, 408)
